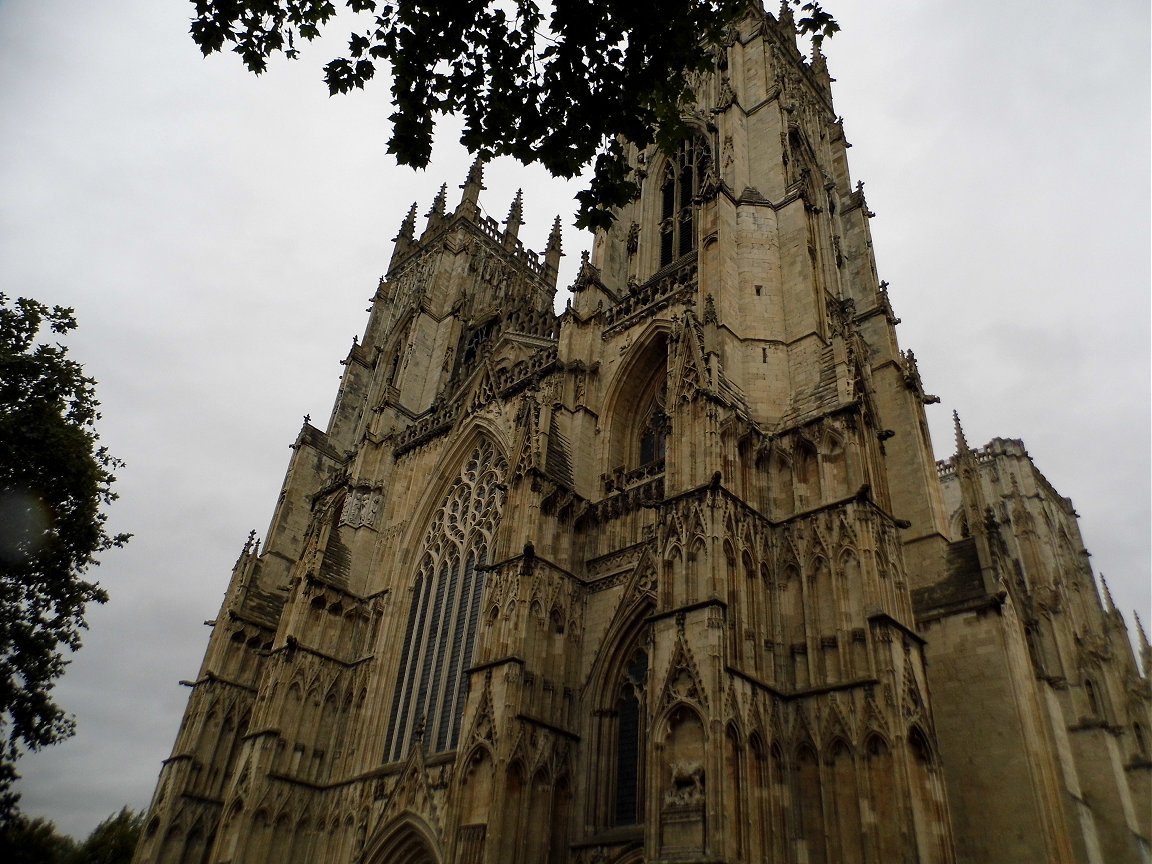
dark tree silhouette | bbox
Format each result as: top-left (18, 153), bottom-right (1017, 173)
top-left (0, 295), bottom-right (129, 820)
top-left (190, 0), bottom-right (838, 228)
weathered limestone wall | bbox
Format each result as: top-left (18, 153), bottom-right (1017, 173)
top-left (921, 603), bottom-right (1076, 864)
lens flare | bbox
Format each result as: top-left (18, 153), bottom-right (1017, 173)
top-left (0, 487), bottom-right (51, 564)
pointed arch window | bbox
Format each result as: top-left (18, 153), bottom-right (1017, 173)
top-left (385, 440), bottom-right (507, 761)
top-left (614, 644), bottom-right (649, 825)
top-left (638, 382), bottom-right (668, 467)
top-left (659, 135), bottom-right (712, 268)
top-left (387, 350), bottom-right (401, 387)
top-left (1084, 678), bottom-right (1100, 717)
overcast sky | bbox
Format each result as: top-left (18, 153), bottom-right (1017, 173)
top-left (0, 0), bottom-right (1147, 840)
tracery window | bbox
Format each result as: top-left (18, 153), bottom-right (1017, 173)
top-left (638, 383), bottom-right (668, 466)
top-left (385, 440), bottom-right (507, 761)
top-left (659, 135), bottom-right (712, 268)
top-left (613, 645), bottom-right (649, 825)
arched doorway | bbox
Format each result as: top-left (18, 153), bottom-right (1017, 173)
top-left (363, 813), bottom-right (441, 864)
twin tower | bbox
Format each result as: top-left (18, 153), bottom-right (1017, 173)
top-left (134, 5), bottom-right (1150, 863)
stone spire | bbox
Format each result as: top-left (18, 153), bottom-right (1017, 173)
top-left (953, 410), bottom-right (970, 456)
top-left (1135, 612), bottom-right (1151, 677)
top-left (777, 0), bottom-right (796, 37)
top-left (429, 183), bottom-right (447, 217)
top-left (503, 189), bottom-right (524, 248)
top-left (810, 39), bottom-right (830, 83)
top-left (544, 215), bottom-right (563, 284)
top-left (952, 411), bottom-right (1003, 596)
top-left (456, 156), bottom-right (485, 220)
top-left (389, 202), bottom-right (419, 269)
top-left (395, 202), bottom-right (417, 241)
top-left (1099, 574), bottom-right (1117, 614)
top-left (422, 183), bottom-right (448, 240)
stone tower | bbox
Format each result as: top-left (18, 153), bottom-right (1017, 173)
top-left (133, 4), bottom-right (1148, 864)
top-left (922, 426), bottom-right (1151, 863)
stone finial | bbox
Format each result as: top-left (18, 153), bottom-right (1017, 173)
top-left (393, 202), bottom-right (417, 244)
top-left (778, 0), bottom-right (796, 32)
top-left (953, 411), bottom-right (970, 456)
top-left (420, 183), bottom-right (449, 242)
top-left (503, 188), bottom-right (524, 247)
top-left (506, 189), bottom-right (523, 229)
top-left (428, 183), bottom-right (447, 218)
top-left (1099, 574), bottom-right (1117, 614)
top-left (546, 215), bottom-right (563, 253)
top-left (811, 38), bottom-right (826, 64)
top-left (810, 40), bottom-right (831, 88)
top-left (544, 215), bottom-right (564, 285)
top-left (389, 202), bottom-right (420, 268)
top-left (1135, 612), bottom-right (1151, 677)
top-left (457, 156), bottom-right (485, 219)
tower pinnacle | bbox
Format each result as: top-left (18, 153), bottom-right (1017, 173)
top-left (389, 202), bottom-right (418, 269)
top-left (1099, 574), bottom-right (1117, 614)
top-left (1136, 612), bottom-right (1151, 676)
top-left (457, 156), bottom-right (485, 220)
top-left (421, 183), bottom-right (449, 240)
top-left (778, 0), bottom-right (796, 34)
top-left (544, 215), bottom-right (563, 285)
top-left (503, 189), bottom-right (524, 248)
top-left (394, 202), bottom-right (417, 242)
top-left (428, 183), bottom-right (447, 218)
top-left (953, 410), bottom-right (970, 456)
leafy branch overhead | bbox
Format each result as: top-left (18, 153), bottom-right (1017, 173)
top-left (190, 0), bottom-right (838, 229)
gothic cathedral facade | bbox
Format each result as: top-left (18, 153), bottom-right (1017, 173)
top-left (134, 5), bottom-right (1150, 863)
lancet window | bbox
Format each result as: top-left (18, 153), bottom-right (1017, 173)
top-left (659, 135), bottom-right (711, 268)
top-left (638, 382), bottom-right (668, 466)
top-left (384, 440), bottom-right (507, 761)
top-left (613, 644), bottom-right (649, 825)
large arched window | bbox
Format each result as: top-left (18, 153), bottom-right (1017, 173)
top-left (384, 440), bottom-right (507, 761)
top-left (605, 332), bottom-right (668, 475)
top-left (659, 135), bottom-right (712, 268)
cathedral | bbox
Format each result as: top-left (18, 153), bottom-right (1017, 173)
top-left (133, 4), bottom-right (1150, 863)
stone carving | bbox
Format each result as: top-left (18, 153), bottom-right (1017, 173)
top-left (666, 761), bottom-right (705, 805)
top-left (339, 488), bottom-right (382, 529)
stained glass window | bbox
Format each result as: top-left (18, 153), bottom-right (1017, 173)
top-left (385, 440), bottom-right (507, 761)
top-left (613, 646), bottom-right (649, 825)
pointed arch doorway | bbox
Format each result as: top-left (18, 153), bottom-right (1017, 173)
top-left (363, 814), bottom-right (442, 864)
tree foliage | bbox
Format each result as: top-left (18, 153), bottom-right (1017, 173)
top-left (190, 0), bottom-right (838, 229)
top-left (0, 814), bottom-right (77, 864)
top-left (0, 808), bottom-right (142, 864)
top-left (0, 296), bottom-right (129, 820)
top-left (70, 808), bottom-right (143, 864)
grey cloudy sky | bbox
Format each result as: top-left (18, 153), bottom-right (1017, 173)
top-left (0, 0), bottom-right (1147, 840)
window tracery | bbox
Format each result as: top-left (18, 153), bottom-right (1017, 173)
top-left (385, 440), bottom-right (507, 761)
top-left (638, 382), bottom-right (668, 467)
top-left (659, 136), bottom-right (712, 268)
top-left (613, 644), bottom-right (649, 825)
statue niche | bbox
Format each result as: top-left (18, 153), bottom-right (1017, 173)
top-left (660, 704), bottom-right (706, 855)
